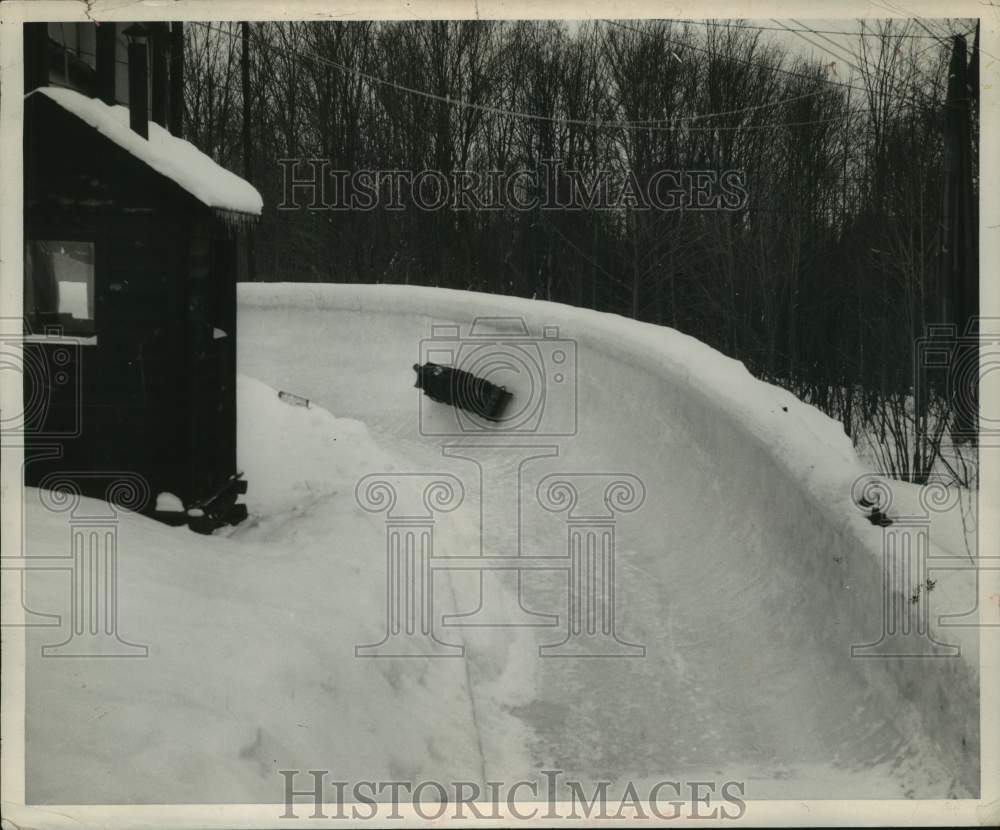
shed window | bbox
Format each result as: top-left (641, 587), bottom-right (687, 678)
top-left (25, 240), bottom-right (96, 339)
top-left (46, 23), bottom-right (98, 95)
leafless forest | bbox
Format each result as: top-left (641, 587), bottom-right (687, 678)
top-left (183, 20), bottom-right (980, 484)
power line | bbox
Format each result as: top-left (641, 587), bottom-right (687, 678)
top-left (655, 18), bottom-right (945, 40)
top-left (608, 19), bottom-right (943, 111)
top-left (204, 22), bottom-right (832, 129)
top-left (909, 17), bottom-right (955, 45)
top-left (911, 36), bottom-right (951, 60)
top-left (196, 21), bottom-right (856, 133)
top-left (771, 18), bottom-right (863, 80)
top-left (864, 0), bottom-right (985, 55)
top-left (603, 19), bottom-right (870, 95)
top-left (772, 17), bottom-right (939, 107)
top-left (861, 0), bottom-right (959, 42)
top-left (851, 19), bottom-right (951, 102)
top-left (788, 19), bottom-right (861, 66)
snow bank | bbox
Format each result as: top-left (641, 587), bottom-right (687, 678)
top-left (24, 378), bottom-right (491, 803)
top-left (30, 87), bottom-right (263, 216)
top-left (239, 283), bottom-right (980, 797)
top-left (237, 283), bottom-right (875, 545)
top-left (19, 284), bottom-right (980, 804)
top-left (238, 375), bottom-right (394, 515)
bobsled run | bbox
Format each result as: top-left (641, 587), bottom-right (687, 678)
top-left (23, 283), bottom-right (979, 803)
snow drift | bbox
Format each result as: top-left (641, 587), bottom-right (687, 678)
top-left (25, 375), bottom-right (534, 803)
top-left (239, 284), bottom-right (979, 797)
top-left (22, 283), bottom-right (979, 804)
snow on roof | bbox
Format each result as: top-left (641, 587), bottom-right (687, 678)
top-left (30, 86), bottom-right (263, 216)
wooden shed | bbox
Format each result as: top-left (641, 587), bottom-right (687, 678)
top-left (23, 80), bottom-right (261, 529)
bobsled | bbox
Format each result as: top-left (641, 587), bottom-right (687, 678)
top-left (413, 362), bottom-right (513, 421)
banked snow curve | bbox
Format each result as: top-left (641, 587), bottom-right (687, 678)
top-left (239, 282), bottom-right (978, 798)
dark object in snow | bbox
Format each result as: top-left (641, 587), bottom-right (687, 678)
top-left (278, 390), bottom-right (310, 408)
top-left (867, 508), bottom-right (893, 527)
top-left (413, 362), bottom-right (513, 421)
top-left (187, 472), bottom-right (249, 534)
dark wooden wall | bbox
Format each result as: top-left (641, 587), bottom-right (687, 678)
top-left (24, 93), bottom-right (240, 509)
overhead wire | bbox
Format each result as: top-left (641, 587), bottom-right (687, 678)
top-left (609, 19), bottom-right (943, 111)
top-left (196, 21), bottom-right (857, 133)
top-left (788, 18), bottom-right (862, 66)
top-left (603, 19), bottom-right (869, 95)
top-left (192, 18), bottom-right (965, 141)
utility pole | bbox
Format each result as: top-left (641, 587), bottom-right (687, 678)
top-left (242, 21), bottom-right (257, 282)
top-left (941, 33), bottom-right (976, 442)
top-left (964, 23), bottom-right (979, 330)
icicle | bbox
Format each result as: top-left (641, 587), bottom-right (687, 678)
top-left (213, 207), bottom-right (260, 235)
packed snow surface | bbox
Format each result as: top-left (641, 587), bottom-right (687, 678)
top-left (29, 87), bottom-right (263, 216)
top-left (22, 283), bottom-right (979, 804)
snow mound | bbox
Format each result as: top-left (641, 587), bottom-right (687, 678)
top-left (17, 285), bottom-right (980, 805)
top-left (238, 374), bottom-right (393, 516)
top-left (238, 283), bottom-right (868, 532)
top-left (24, 376), bottom-right (501, 803)
top-left (238, 283), bottom-right (980, 798)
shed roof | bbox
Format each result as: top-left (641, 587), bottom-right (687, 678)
top-left (28, 87), bottom-right (263, 217)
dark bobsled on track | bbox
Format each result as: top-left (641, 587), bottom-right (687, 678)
top-left (413, 362), bottom-right (513, 421)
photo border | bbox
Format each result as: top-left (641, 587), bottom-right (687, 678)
top-left (1, 0), bottom-right (997, 826)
